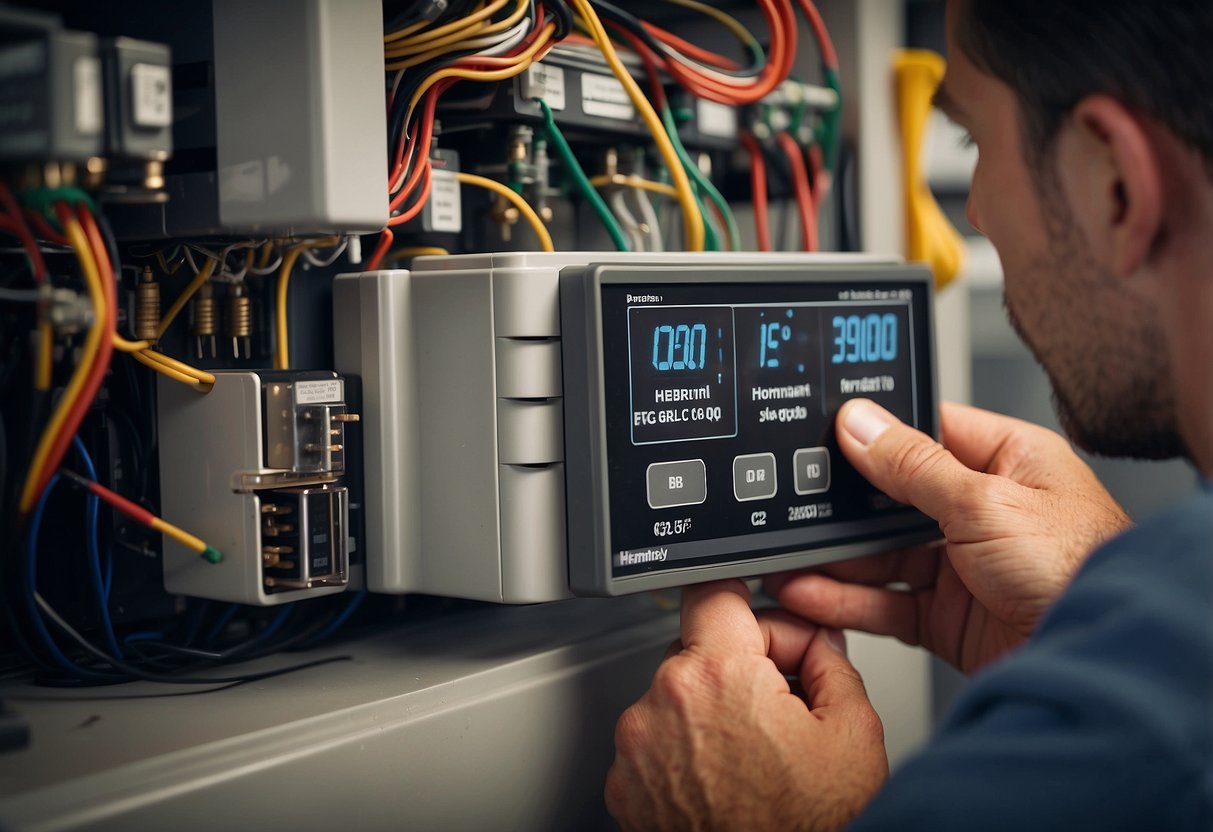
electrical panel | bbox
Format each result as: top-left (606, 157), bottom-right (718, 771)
top-left (334, 252), bottom-right (938, 603)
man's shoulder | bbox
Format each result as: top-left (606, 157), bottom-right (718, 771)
top-left (1073, 486), bottom-right (1213, 587)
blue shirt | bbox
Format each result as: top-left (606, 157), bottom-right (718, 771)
top-left (851, 488), bottom-right (1213, 830)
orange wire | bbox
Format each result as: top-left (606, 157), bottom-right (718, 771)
top-left (775, 132), bottom-right (818, 252)
top-left (740, 131), bottom-right (771, 251)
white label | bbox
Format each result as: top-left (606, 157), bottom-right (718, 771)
top-left (426, 168), bottom-right (462, 233)
top-left (696, 99), bottom-right (737, 139)
top-left (131, 63), bottom-right (172, 128)
top-left (73, 56), bottom-right (102, 136)
top-left (581, 73), bottom-right (633, 120)
top-left (294, 379), bottom-right (343, 404)
top-left (519, 63), bottom-right (565, 111)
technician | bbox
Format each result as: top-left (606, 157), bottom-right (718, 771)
top-left (604, 0), bottom-right (1213, 828)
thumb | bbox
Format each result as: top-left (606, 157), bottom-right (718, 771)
top-left (800, 629), bottom-right (872, 714)
top-left (836, 398), bottom-right (980, 523)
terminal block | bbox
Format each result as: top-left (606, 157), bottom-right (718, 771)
top-left (157, 371), bottom-right (356, 604)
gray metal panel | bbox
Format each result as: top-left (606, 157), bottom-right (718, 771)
top-left (212, 0), bottom-right (386, 233)
top-left (0, 598), bottom-right (676, 831)
top-left (499, 464), bottom-right (573, 603)
top-left (412, 269), bottom-right (504, 600)
top-left (496, 399), bottom-right (563, 465)
top-left (332, 271), bottom-right (422, 592)
top-left (495, 338), bottom-right (562, 398)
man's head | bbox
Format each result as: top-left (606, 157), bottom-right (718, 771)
top-left (940, 0), bottom-right (1213, 461)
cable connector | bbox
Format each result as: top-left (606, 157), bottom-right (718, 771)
top-left (43, 285), bottom-right (94, 334)
top-left (201, 545), bottom-right (223, 564)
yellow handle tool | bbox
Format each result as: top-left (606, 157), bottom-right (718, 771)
top-left (895, 49), bottom-right (966, 290)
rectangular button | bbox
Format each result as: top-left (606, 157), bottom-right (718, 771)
top-left (646, 460), bottom-right (707, 509)
top-left (793, 447), bottom-right (831, 495)
top-left (733, 453), bottom-right (777, 501)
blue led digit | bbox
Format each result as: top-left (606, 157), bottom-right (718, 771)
top-left (881, 313), bottom-right (898, 361)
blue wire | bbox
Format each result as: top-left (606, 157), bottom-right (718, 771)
top-left (204, 604), bottom-right (240, 644)
top-left (304, 590), bottom-right (368, 646)
top-left (253, 604), bottom-right (294, 646)
top-left (25, 473), bottom-right (112, 679)
top-left (71, 436), bottom-right (122, 659)
top-left (123, 631), bottom-right (166, 644)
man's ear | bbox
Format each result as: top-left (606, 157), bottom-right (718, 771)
top-left (1061, 95), bottom-right (1163, 276)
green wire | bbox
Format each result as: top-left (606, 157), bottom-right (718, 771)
top-left (535, 98), bottom-right (630, 252)
top-left (660, 104), bottom-right (740, 252)
top-left (821, 67), bottom-right (843, 176)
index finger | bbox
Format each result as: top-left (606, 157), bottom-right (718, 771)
top-left (680, 580), bottom-right (763, 655)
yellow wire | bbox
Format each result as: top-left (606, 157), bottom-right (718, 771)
top-left (662, 0), bottom-right (760, 51)
top-left (275, 237), bottom-right (342, 371)
top-left (456, 172), bottom-right (555, 252)
top-left (589, 174), bottom-right (680, 199)
top-left (386, 0), bottom-right (528, 58)
top-left (34, 320), bottom-right (52, 390)
top-left (385, 18), bottom-right (429, 43)
top-left (382, 246), bottom-right (451, 266)
top-left (136, 347), bottom-right (215, 384)
top-left (127, 349), bottom-right (206, 388)
top-left (387, 0), bottom-right (510, 48)
top-left (569, 0), bottom-right (705, 251)
top-left (150, 516), bottom-right (208, 554)
top-left (386, 20), bottom-right (489, 58)
top-left (157, 256), bottom-right (216, 339)
top-left (397, 21), bottom-right (555, 122)
top-left (19, 215), bottom-right (106, 514)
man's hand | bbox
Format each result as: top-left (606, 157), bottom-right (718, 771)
top-left (605, 581), bottom-right (888, 832)
top-left (769, 400), bottom-right (1130, 674)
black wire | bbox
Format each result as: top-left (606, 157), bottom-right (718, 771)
top-left (34, 592), bottom-right (351, 686)
top-left (596, 0), bottom-right (766, 79)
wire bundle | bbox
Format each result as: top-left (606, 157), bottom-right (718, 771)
top-left (382, 0), bottom-right (571, 237)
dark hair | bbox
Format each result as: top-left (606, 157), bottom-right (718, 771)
top-left (955, 0), bottom-right (1213, 168)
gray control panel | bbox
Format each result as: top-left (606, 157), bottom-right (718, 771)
top-left (560, 262), bottom-right (939, 596)
top-left (334, 253), bottom-right (938, 603)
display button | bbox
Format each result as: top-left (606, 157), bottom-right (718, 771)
top-left (793, 447), bottom-right (831, 495)
top-left (733, 453), bottom-right (777, 502)
top-left (647, 460), bottom-right (708, 509)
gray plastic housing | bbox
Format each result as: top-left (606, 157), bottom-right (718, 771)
top-left (560, 262), bottom-right (940, 596)
top-left (210, 0), bottom-right (386, 234)
top-left (0, 28), bottom-right (103, 162)
top-left (158, 372), bottom-right (350, 604)
top-left (334, 252), bottom-right (914, 604)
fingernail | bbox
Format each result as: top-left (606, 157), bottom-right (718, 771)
top-left (842, 400), bottom-right (896, 447)
top-left (825, 628), bottom-right (848, 656)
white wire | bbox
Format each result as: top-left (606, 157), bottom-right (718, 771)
top-left (631, 186), bottom-right (663, 252)
top-left (300, 238), bottom-right (350, 268)
top-left (608, 190), bottom-right (646, 252)
top-left (467, 15), bottom-right (531, 57)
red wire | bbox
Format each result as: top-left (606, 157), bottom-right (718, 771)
top-left (792, 0), bottom-right (839, 69)
top-left (739, 131), bottom-right (771, 251)
top-left (604, 0), bottom-right (792, 106)
top-left (366, 226), bottom-right (394, 271)
top-left (24, 209), bottom-right (69, 246)
top-left (388, 158), bottom-right (433, 226)
top-left (33, 203), bottom-right (116, 500)
top-left (84, 478), bottom-right (156, 528)
top-left (775, 132), bottom-right (818, 252)
top-left (640, 22), bottom-right (741, 71)
top-left (0, 181), bottom-right (48, 282)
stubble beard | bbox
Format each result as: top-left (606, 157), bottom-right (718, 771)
top-left (1003, 168), bottom-right (1187, 461)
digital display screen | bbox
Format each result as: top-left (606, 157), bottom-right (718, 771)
top-left (599, 281), bottom-right (934, 579)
